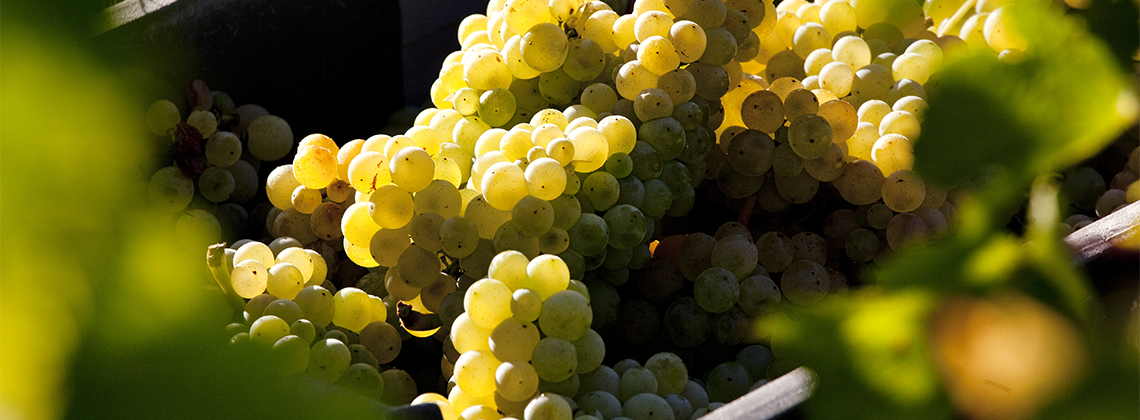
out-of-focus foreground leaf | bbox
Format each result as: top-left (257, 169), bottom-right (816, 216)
top-left (915, 0), bottom-right (1137, 190)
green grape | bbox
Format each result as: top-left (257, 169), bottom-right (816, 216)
top-left (525, 253), bottom-right (571, 301)
top-left (603, 204), bottom-right (647, 250)
top-left (583, 171), bottom-right (620, 211)
top-left (878, 109), bottom-right (920, 140)
top-left (657, 160), bottom-right (691, 199)
top-left (247, 115), bottom-right (293, 162)
top-left (488, 317), bottom-right (540, 363)
top-left (637, 36), bottom-right (681, 76)
top-left (634, 88), bottom-right (675, 122)
top-left (464, 49), bottom-right (513, 91)
top-left (639, 179), bottom-right (672, 218)
top-left (623, 393), bottom-right (673, 420)
top-left (525, 392), bottom-right (574, 420)
top-left (616, 174), bottom-right (646, 208)
top-left (802, 142), bottom-right (846, 182)
top-left (269, 334), bottom-right (310, 377)
top-left (844, 227), bottom-right (880, 263)
top-left (389, 146), bottom-right (435, 193)
top-left (669, 20), bottom-right (707, 63)
top-left (788, 113), bottom-right (833, 159)
top-left (852, 65), bottom-right (894, 100)
top-left (711, 234), bottom-right (759, 280)
top-left (520, 22), bottom-right (569, 72)
top-left (605, 153), bottom-right (635, 179)
top-left (579, 391), bottom-right (623, 419)
top-left (804, 48), bottom-right (834, 77)
top-left (693, 267), bottom-right (739, 314)
top-left (538, 289), bottom-right (592, 341)
top-left (511, 195), bottom-right (556, 236)
top-left (881, 168), bottom-right (926, 212)
top-left (524, 157), bottom-right (567, 201)
top-left (336, 363), bottom-right (385, 400)
top-left (616, 60), bottom-right (661, 101)
top-left (818, 61), bottom-right (854, 97)
top-left (481, 161), bottom-right (529, 211)
top-left (887, 79), bottom-right (926, 104)
top-left (204, 131), bottom-right (242, 167)
top-left (455, 350), bottom-right (500, 398)
top-left (582, 83), bottom-right (619, 114)
top-left (706, 362), bottom-right (751, 403)
top-left (145, 99), bottom-right (180, 135)
top-left (857, 98), bottom-right (892, 127)
top-left (538, 227), bottom-right (570, 255)
top-left (231, 259), bottom-right (269, 299)
top-left (497, 361), bottom-right (541, 402)
top-left (660, 72), bottom-right (697, 114)
top-left (892, 95), bottom-right (928, 120)
top-left (568, 126), bottom-right (610, 173)
top-left (685, 62), bottom-right (730, 101)
top-left (581, 9), bottom-right (620, 53)
top-left (500, 128), bottom-right (534, 162)
top-left (306, 338), bottom-right (352, 383)
top-left (725, 129), bottom-right (775, 177)
top-left (645, 352), bottom-right (688, 396)
top-left (642, 118), bottom-right (684, 162)
top-left (250, 314), bottom-right (291, 348)
top-left (494, 220), bottom-right (541, 258)
top-left (567, 213), bottom-right (609, 256)
top-left (550, 194), bottom-right (582, 230)
top-left (440, 216), bottom-right (480, 259)
top-left (378, 368), bottom-right (417, 406)
top-left (891, 52), bottom-right (930, 85)
top-left (627, 141), bottom-right (662, 181)
top-left (414, 179), bottom-right (462, 219)
top-left (369, 184), bottom-right (414, 229)
top-left (396, 244), bottom-right (441, 288)
top-left (598, 115), bottom-right (637, 155)
top-left (683, 0), bottom-right (727, 28)
top-left (819, 0), bottom-right (856, 35)
top-left (620, 367), bottom-right (659, 402)
top-left (698, 27), bottom-right (738, 66)
top-left (563, 38), bottom-right (606, 82)
top-left (539, 67), bottom-right (580, 105)
top-left (478, 88), bottom-right (517, 127)
top-left (871, 133), bottom-right (914, 176)
top-left (532, 337), bottom-right (578, 382)
top-left (332, 287), bottom-right (373, 333)
top-left (293, 285), bottom-right (335, 327)
top-left (450, 311), bottom-right (493, 355)
top-left (780, 260), bottom-right (829, 304)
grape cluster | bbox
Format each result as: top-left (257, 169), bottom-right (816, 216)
top-left (216, 237), bottom-right (430, 405)
top-left (145, 79), bottom-right (294, 251)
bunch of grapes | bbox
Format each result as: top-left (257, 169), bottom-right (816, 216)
top-left (145, 79), bottom-right (294, 251)
top-left (183, 0), bottom-right (1140, 418)
top-left (213, 237), bottom-right (431, 405)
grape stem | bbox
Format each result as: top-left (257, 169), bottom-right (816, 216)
top-left (206, 243), bottom-right (249, 321)
top-left (936, 0), bottom-right (977, 37)
top-left (397, 301), bottom-right (443, 332)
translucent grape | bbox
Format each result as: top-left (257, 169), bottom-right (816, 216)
top-left (497, 361), bottom-right (541, 402)
top-left (526, 254), bottom-right (571, 300)
top-left (620, 367), bottom-right (659, 402)
top-left (871, 133), bottom-right (914, 176)
top-left (881, 169), bottom-right (926, 213)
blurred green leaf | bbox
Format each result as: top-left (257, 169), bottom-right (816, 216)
top-left (916, 0), bottom-right (1135, 189)
top-left (763, 290), bottom-right (954, 420)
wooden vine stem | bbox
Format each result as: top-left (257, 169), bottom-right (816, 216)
top-left (1063, 200), bottom-right (1140, 265)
